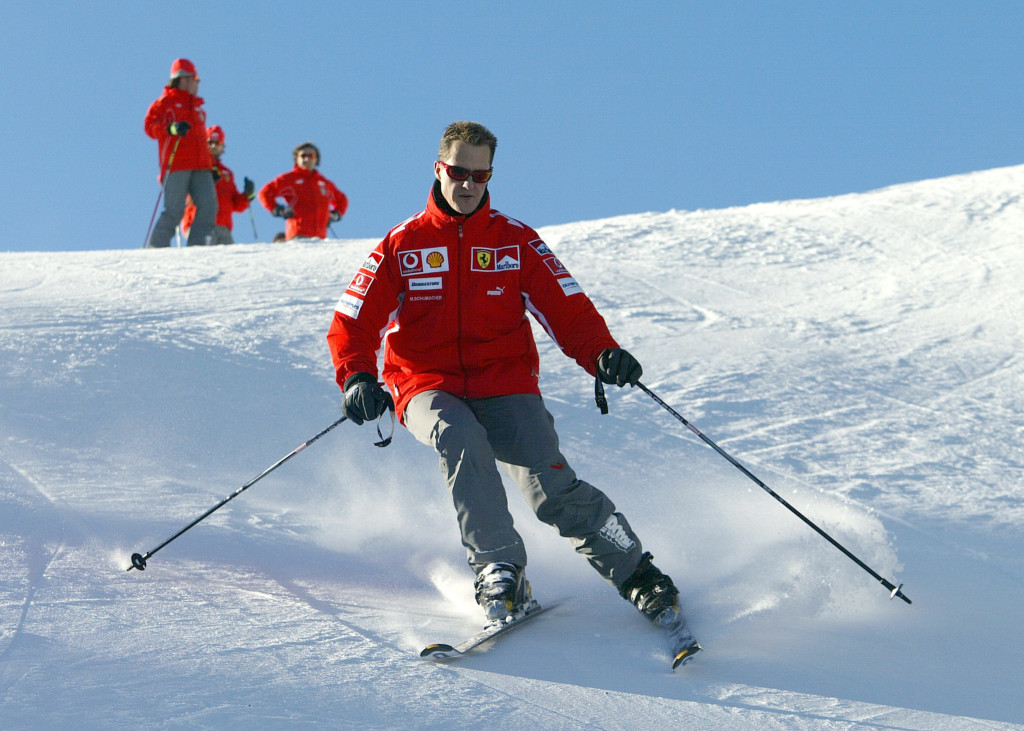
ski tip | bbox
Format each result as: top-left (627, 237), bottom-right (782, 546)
top-left (420, 643), bottom-right (458, 660)
top-left (671, 642), bottom-right (703, 670)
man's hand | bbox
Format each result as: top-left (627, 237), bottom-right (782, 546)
top-left (596, 347), bottom-right (643, 387)
top-left (272, 204), bottom-right (295, 219)
top-left (243, 177), bottom-right (256, 200)
top-left (329, 210), bottom-right (342, 223)
top-left (343, 372), bottom-right (393, 425)
top-left (168, 122), bottom-right (191, 136)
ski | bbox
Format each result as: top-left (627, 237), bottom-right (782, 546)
top-left (419, 599), bottom-right (698, 669)
top-left (419, 600), bottom-right (550, 661)
top-left (653, 606), bottom-right (703, 669)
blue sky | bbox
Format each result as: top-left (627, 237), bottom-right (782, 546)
top-left (3, 1), bottom-right (1022, 252)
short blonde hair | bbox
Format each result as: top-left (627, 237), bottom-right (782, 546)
top-left (439, 121), bottom-right (497, 163)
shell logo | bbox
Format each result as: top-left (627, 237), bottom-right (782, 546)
top-left (426, 251), bottom-right (445, 268)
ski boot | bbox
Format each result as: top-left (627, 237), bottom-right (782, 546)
top-left (618, 551), bottom-right (679, 619)
top-left (474, 562), bottom-right (532, 623)
top-left (619, 552), bottom-right (702, 667)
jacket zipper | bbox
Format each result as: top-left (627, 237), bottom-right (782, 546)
top-left (455, 222), bottom-right (469, 397)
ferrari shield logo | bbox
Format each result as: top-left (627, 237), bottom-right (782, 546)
top-left (476, 250), bottom-right (492, 269)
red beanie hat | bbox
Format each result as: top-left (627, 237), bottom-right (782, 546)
top-left (207, 125), bottom-right (225, 144)
top-left (170, 58), bottom-right (198, 80)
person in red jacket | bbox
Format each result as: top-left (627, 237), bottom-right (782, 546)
top-left (326, 122), bottom-right (696, 653)
top-left (181, 125), bottom-right (255, 245)
top-left (257, 143), bottom-right (348, 240)
top-left (143, 58), bottom-right (217, 247)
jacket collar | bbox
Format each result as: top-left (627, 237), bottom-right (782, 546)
top-left (163, 86), bottom-right (204, 106)
top-left (426, 179), bottom-right (491, 229)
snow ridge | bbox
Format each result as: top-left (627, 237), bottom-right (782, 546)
top-left (1, 166), bottom-right (1023, 727)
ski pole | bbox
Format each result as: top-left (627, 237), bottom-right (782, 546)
top-left (248, 205), bottom-right (259, 241)
top-left (141, 136), bottom-right (182, 249)
top-left (127, 415), bottom-right (347, 571)
top-left (635, 382), bottom-right (911, 605)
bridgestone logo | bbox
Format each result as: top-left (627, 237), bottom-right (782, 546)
top-left (409, 277), bottom-right (442, 290)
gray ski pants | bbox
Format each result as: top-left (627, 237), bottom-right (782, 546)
top-left (148, 169), bottom-right (217, 248)
top-left (403, 390), bottom-right (643, 587)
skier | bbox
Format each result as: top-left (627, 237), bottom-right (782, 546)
top-left (257, 142), bottom-right (348, 241)
top-left (327, 121), bottom-right (687, 633)
top-left (181, 125), bottom-right (255, 245)
top-left (143, 58), bottom-right (217, 247)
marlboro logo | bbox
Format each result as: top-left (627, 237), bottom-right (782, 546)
top-left (472, 246), bottom-right (520, 272)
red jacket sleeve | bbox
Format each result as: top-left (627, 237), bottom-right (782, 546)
top-left (326, 240), bottom-right (400, 389)
top-left (144, 98), bottom-right (166, 140)
top-left (230, 183), bottom-right (251, 213)
top-left (257, 174), bottom-right (285, 212)
top-left (327, 180), bottom-right (349, 218)
top-left (518, 232), bottom-right (617, 376)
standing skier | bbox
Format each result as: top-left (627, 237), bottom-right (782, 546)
top-left (181, 125), bottom-right (255, 245)
top-left (258, 142), bottom-right (348, 241)
top-left (143, 58), bottom-right (217, 247)
top-left (326, 121), bottom-right (689, 634)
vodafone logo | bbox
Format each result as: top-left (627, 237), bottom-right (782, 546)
top-left (544, 256), bottom-right (569, 276)
top-left (348, 272), bottom-right (374, 295)
top-left (400, 247), bottom-right (449, 276)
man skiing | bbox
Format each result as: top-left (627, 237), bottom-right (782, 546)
top-left (181, 125), bottom-right (255, 245)
top-left (326, 122), bottom-right (694, 650)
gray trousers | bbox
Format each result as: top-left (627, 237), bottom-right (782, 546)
top-left (404, 391), bottom-right (643, 587)
top-left (148, 169), bottom-right (217, 248)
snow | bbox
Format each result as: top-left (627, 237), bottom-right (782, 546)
top-left (2, 165), bottom-right (1023, 728)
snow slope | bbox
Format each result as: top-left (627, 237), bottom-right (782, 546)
top-left (2, 166), bottom-right (1023, 728)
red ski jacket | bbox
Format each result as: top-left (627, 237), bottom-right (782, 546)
top-left (257, 166), bottom-right (348, 239)
top-left (327, 184), bottom-right (618, 420)
top-left (182, 160), bottom-right (250, 232)
top-left (143, 87), bottom-right (214, 179)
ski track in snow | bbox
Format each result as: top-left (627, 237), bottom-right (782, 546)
top-left (2, 167), bottom-right (1023, 727)
top-left (0, 460), bottom-right (65, 666)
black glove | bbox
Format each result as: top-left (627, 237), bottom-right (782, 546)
top-left (329, 210), bottom-right (342, 223)
top-left (168, 121), bottom-right (191, 136)
top-left (343, 372), bottom-right (393, 425)
top-left (243, 177), bottom-right (255, 200)
top-left (211, 165), bottom-right (221, 182)
top-left (596, 347), bottom-right (643, 387)
top-left (272, 204), bottom-right (295, 219)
